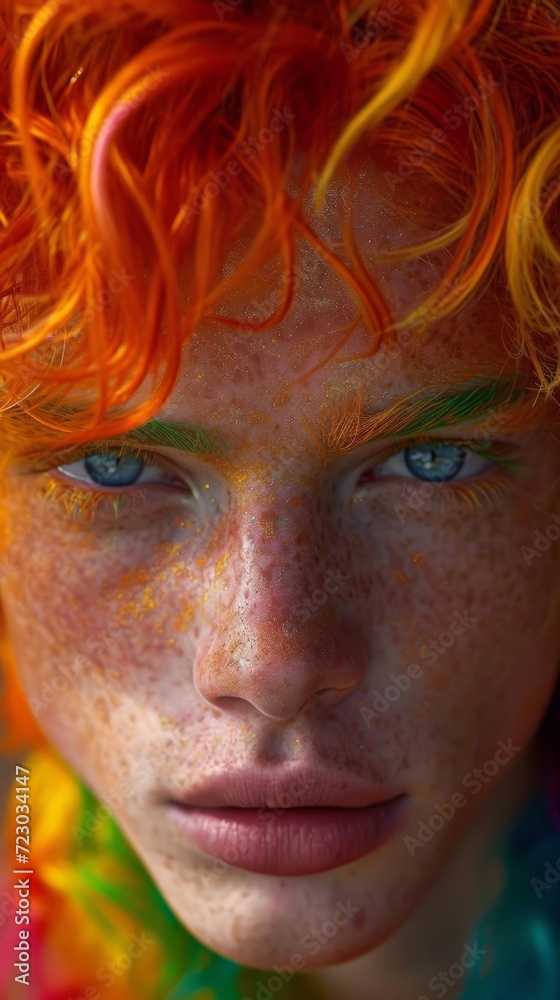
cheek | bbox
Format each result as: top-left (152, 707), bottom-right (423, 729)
top-left (346, 467), bottom-right (560, 783)
top-left (0, 478), bottom-right (211, 785)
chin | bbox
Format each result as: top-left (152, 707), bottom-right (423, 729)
top-left (150, 860), bottom-right (427, 971)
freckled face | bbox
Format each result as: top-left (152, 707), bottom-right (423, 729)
top-left (2, 173), bottom-right (560, 970)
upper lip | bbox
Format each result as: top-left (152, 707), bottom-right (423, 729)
top-left (166, 763), bottom-right (405, 810)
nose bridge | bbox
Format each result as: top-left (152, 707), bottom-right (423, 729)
top-left (234, 495), bottom-right (320, 621)
top-left (193, 488), bottom-right (365, 720)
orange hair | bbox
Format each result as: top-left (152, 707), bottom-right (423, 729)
top-left (0, 0), bottom-right (559, 465)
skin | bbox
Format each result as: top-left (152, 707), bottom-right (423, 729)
top-left (2, 167), bottom-right (560, 998)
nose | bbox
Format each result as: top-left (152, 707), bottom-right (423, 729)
top-left (192, 502), bottom-right (367, 721)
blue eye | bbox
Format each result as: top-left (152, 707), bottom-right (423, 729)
top-left (372, 440), bottom-right (493, 486)
top-left (84, 453), bottom-right (145, 487)
top-left (56, 448), bottom-right (173, 489)
top-left (404, 442), bottom-right (466, 482)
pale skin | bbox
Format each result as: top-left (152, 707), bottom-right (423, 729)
top-left (2, 169), bottom-right (560, 999)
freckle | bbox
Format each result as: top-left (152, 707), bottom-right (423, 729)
top-left (111, 671), bottom-right (121, 678)
top-left (437, 754), bottom-right (446, 764)
top-left (412, 553), bottom-right (427, 570)
top-left (395, 570), bottom-right (408, 587)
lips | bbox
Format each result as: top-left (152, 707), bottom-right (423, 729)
top-left (164, 765), bottom-right (411, 877)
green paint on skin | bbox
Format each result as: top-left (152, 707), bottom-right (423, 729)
top-left (320, 376), bottom-right (532, 456)
top-left (124, 418), bottom-right (223, 457)
top-left (376, 377), bottom-right (526, 440)
top-left (123, 378), bottom-right (527, 461)
top-left (17, 376), bottom-right (532, 475)
top-left (464, 439), bottom-right (525, 472)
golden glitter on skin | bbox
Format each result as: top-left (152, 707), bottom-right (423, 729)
top-left (259, 517), bottom-right (280, 540)
top-left (412, 553), bottom-right (427, 570)
top-left (395, 570), bottom-right (408, 586)
top-left (214, 553), bottom-right (229, 576)
top-left (41, 477), bottom-right (112, 521)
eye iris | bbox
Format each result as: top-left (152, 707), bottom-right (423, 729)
top-left (404, 443), bottom-right (466, 482)
top-left (84, 453), bottom-right (144, 487)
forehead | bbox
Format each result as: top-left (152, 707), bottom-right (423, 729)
top-left (167, 163), bottom-right (515, 426)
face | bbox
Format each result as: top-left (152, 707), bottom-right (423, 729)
top-left (2, 166), bottom-right (560, 971)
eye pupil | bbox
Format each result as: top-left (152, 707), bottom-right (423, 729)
top-left (84, 453), bottom-right (144, 487)
top-left (404, 443), bottom-right (466, 482)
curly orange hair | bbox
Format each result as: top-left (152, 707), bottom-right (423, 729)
top-left (0, 0), bottom-right (559, 459)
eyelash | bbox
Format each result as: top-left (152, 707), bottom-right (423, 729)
top-left (34, 436), bottom-right (523, 524)
top-left (36, 442), bottom-right (183, 524)
top-left (359, 436), bottom-right (522, 513)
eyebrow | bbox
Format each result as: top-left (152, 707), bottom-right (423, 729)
top-left (119, 376), bottom-right (539, 462)
top-left (308, 376), bottom-right (541, 459)
top-left (122, 418), bottom-right (224, 456)
top-left (17, 374), bottom-right (538, 470)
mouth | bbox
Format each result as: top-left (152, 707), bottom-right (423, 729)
top-left (164, 765), bottom-right (411, 877)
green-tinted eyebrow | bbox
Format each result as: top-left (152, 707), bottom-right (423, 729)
top-left (312, 375), bottom-right (537, 457)
top-left (121, 376), bottom-right (536, 461)
top-left (123, 418), bottom-right (224, 456)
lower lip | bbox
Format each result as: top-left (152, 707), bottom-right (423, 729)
top-left (167, 796), bottom-right (410, 876)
